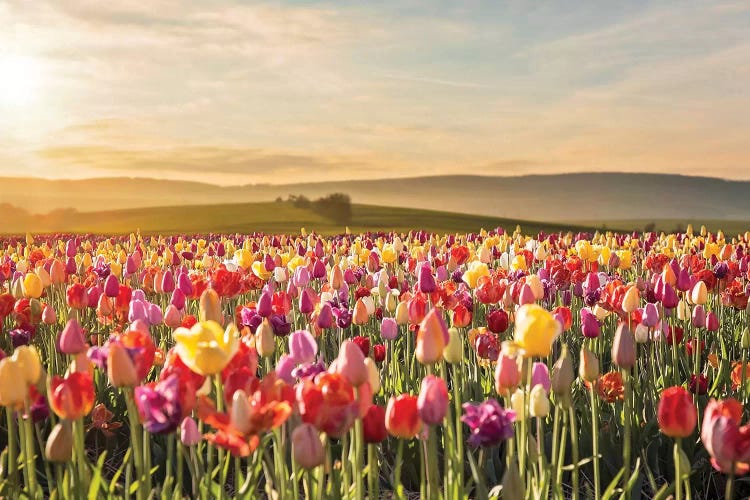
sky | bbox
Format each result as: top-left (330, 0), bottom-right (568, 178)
top-left (0, 0), bottom-right (748, 186)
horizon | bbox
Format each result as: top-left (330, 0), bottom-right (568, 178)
top-left (1, 170), bottom-right (747, 189)
top-left (1, 1), bottom-right (750, 185)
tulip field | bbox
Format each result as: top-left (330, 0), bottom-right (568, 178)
top-left (2, 226), bottom-right (750, 499)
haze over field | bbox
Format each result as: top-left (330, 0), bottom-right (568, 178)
top-left (2, 173), bottom-right (750, 225)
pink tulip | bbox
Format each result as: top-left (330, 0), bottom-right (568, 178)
top-left (289, 330), bottom-right (318, 364)
top-left (336, 340), bottom-right (368, 387)
top-left (58, 318), bottom-right (87, 354)
top-left (417, 375), bottom-right (449, 425)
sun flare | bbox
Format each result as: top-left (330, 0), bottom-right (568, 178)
top-left (0, 54), bottom-right (42, 107)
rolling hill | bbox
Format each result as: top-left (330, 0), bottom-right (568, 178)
top-left (0, 201), bottom-right (605, 236)
top-left (1, 172), bottom-right (749, 226)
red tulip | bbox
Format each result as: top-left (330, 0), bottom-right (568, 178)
top-left (49, 372), bottom-right (95, 420)
top-left (657, 386), bottom-right (697, 438)
top-left (385, 394), bottom-right (422, 439)
top-left (297, 372), bottom-right (358, 438)
top-left (66, 283), bottom-right (88, 310)
top-left (363, 405), bottom-right (387, 443)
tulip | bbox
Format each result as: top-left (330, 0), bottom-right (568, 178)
top-left (180, 417), bottom-right (201, 446)
top-left (364, 358), bottom-right (381, 393)
top-left (0, 357), bottom-right (28, 407)
top-left (104, 274), bottom-right (120, 298)
top-left (22, 272), bottom-right (43, 299)
top-left (416, 308), bottom-right (449, 365)
top-left (551, 345), bottom-right (574, 408)
top-left (706, 311), bottom-right (720, 332)
top-left (352, 298), bottom-right (370, 325)
top-left (316, 302), bottom-right (333, 329)
top-left (701, 398), bottom-right (750, 474)
top-left (495, 353), bottom-right (520, 396)
top-left (173, 321), bottom-right (239, 376)
top-left (164, 305), bottom-right (184, 328)
top-left (417, 375), bottom-right (449, 425)
top-left (642, 303), bottom-right (660, 328)
top-left (107, 342), bottom-right (138, 387)
top-left (690, 281), bottom-right (708, 305)
top-left (45, 421), bottom-right (74, 463)
top-left (634, 323), bottom-right (650, 343)
top-left (692, 305), bottom-right (706, 328)
top-left (514, 304), bottom-right (560, 358)
top-left (363, 405), bottom-right (388, 443)
top-left (580, 308), bottom-right (601, 338)
top-left (58, 318), bottom-right (87, 355)
top-left (42, 305), bottom-right (57, 325)
top-left (381, 317), bottom-right (398, 340)
top-left (612, 322), bottom-right (636, 369)
top-left (621, 286), bottom-right (639, 313)
top-left (275, 354), bottom-right (297, 385)
top-left (199, 288), bottom-right (223, 324)
top-left (49, 372), bottom-right (95, 420)
top-left (529, 384), bottom-right (550, 417)
top-left (657, 386), bottom-right (697, 438)
top-left (462, 399), bottom-right (516, 447)
top-left (336, 340), bottom-right (368, 387)
top-left (531, 362), bottom-right (551, 393)
top-left (292, 423), bottom-right (325, 469)
top-left (385, 394), bottom-right (422, 439)
top-left (579, 347), bottom-right (599, 382)
top-left (289, 330), bottom-right (318, 364)
top-left (394, 301), bottom-right (410, 325)
top-left (13, 345), bottom-right (42, 385)
top-left (443, 327), bottom-right (463, 364)
top-left (486, 308), bottom-right (509, 334)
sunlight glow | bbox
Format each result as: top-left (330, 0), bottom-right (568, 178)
top-left (0, 55), bottom-right (42, 107)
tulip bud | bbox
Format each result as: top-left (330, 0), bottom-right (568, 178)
top-left (551, 345), bottom-right (574, 408)
top-left (742, 327), bottom-right (750, 350)
top-left (579, 347), bottom-right (599, 382)
top-left (337, 340), bottom-right (368, 387)
top-left (706, 311), bottom-right (720, 332)
top-left (199, 288), bottom-right (222, 324)
top-left (690, 281), bottom-right (708, 305)
top-left (289, 330), bottom-right (317, 364)
top-left (495, 353), bottom-right (520, 396)
top-left (103, 275), bottom-right (120, 298)
top-left (180, 417), bottom-right (201, 446)
top-left (417, 375), bottom-right (449, 425)
top-left (42, 306), bottom-right (57, 325)
top-left (416, 308), bottom-right (449, 365)
top-left (12, 345), bottom-right (42, 385)
top-left (23, 273), bottom-right (43, 299)
top-left (394, 301), bottom-right (409, 325)
top-left (529, 384), bottom-right (550, 417)
top-left (510, 389), bottom-right (526, 420)
top-left (612, 322), bottom-right (636, 369)
top-left (45, 421), bottom-right (74, 463)
top-left (230, 390), bottom-right (253, 435)
top-left (364, 358), bottom-right (381, 393)
top-left (107, 342), bottom-right (138, 387)
top-left (58, 318), bottom-right (87, 355)
top-left (256, 320), bottom-right (276, 357)
top-left (292, 423), bottom-right (325, 469)
top-left (634, 323), bottom-right (650, 343)
top-left (380, 317), bottom-right (398, 341)
top-left (621, 286), bottom-right (639, 313)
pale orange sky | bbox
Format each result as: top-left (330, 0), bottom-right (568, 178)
top-left (0, 0), bottom-right (749, 185)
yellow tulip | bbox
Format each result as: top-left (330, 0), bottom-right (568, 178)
top-left (0, 358), bottom-right (28, 407)
top-left (12, 345), bottom-right (42, 385)
top-left (173, 321), bottom-right (239, 376)
top-left (22, 272), bottom-right (43, 299)
top-left (251, 261), bottom-right (272, 280)
top-left (443, 327), bottom-right (463, 364)
top-left (381, 244), bottom-right (397, 264)
top-left (513, 304), bottom-right (560, 358)
top-left (462, 261), bottom-right (489, 289)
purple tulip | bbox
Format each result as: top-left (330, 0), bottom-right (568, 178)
top-left (275, 354), bottom-right (297, 384)
top-left (641, 303), bottom-right (660, 328)
top-left (257, 291), bottom-right (273, 318)
top-left (580, 308), bottom-right (601, 338)
top-left (135, 375), bottom-right (182, 434)
top-left (692, 304), bottom-right (706, 328)
top-left (418, 263), bottom-right (437, 294)
top-left (461, 400), bottom-right (516, 448)
top-left (317, 303), bottom-right (334, 329)
top-left (104, 275), bottom-right (120, 298)
top-left (161, 270), bottom-right (175, 294)
top-left (177, 273), bottom-right (193, 296)
top-left (171, 289), bottom-right (186, 310)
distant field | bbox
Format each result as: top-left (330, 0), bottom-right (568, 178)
top-left (1, 201), bottom-right (609, 235)
top-left (575, 219), bottom-right (750, 236)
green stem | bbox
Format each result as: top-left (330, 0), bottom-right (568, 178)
top-left (125, 390), bottom-right (145, 500)
top-left (368, 443), bottom-right (379, 500)
top-left (622, 368), bottom-right (632, 499)
top-left (674, 439), bottom-right (682, 500)
top-left (590, 386), bottom-right (601, 500)
top-left (6, 407), bottom-right (18, 491)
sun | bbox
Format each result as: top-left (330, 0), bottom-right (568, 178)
top-left (0, 54), bottom-right (42, 107)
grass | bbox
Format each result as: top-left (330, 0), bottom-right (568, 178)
top-left (1, 201), bottom-right (610, 235)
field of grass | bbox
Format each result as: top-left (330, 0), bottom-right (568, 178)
top-left (1, 201), bottom-right (608, 235)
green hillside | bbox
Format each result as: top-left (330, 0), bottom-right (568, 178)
top-left (1, 201), bottom-right (607, 235)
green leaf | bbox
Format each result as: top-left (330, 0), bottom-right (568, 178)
top-left (601, 465), bottom-right (625, 500)
top-left (87, 451), bottom-right (108, 500)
